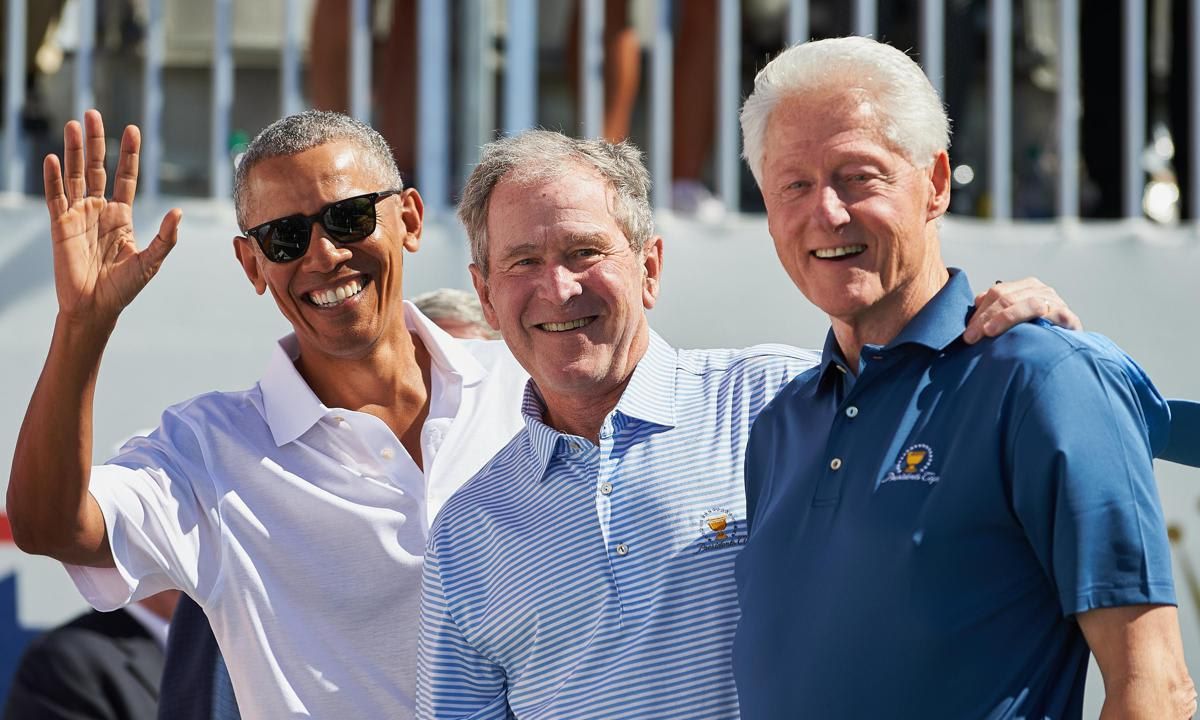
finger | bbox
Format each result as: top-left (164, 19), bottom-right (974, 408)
top-left (964, 291), bottom-right (1037, 344)
top-left (112, 125), bottom-right (141, 206)
top-left (973, 277), bottom-right (1041, 307)
top-left (978, 297), bottom-right (1060, 338)
top-left (63, 120), bottom-right (85, 203)
top-left (84, 110), bottom-right (107, 198)
top-left (1048, 306), bottom-right (1083, 332)
top-left (43, 154), bottom-right (69, 220)
top-left (138, 208), bottom-right (183, 280)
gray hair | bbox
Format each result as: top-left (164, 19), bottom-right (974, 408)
top-left (412, 288), bottom-right (499, 339)
top-left (233, 110), bottom-right (403, 229)
top-left (457, 130), bottom-right (654, 274)
top-left (740, 36), bottom-right (950, 187)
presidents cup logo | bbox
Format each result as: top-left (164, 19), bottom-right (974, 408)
top-left (881, 443), bottom-right (941, 486)
top-left (698, 508), bottom-right (746, 552)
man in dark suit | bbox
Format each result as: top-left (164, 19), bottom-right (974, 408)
top-left (3, 591), bottom-right (178, 720)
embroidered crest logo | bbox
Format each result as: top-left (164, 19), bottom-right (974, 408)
top-left (881, 443), bottom-right (941, 485)
top-left (698, 508), bottom-right (746, 552)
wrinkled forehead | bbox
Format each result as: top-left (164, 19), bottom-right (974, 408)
top-left (490, 165), bottom-right (620, 225)
top-left (240, 141), bottom-right (388, 225)
top-left (763, 89), bottom-right (900, 164)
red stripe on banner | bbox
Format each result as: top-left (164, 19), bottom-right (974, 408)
top-left (0, 514), bottom-right (12, 543)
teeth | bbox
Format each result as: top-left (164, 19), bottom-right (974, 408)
top-left (540, 318), bottom-right (593, 332)
top-left (309, 279), bottom-right (364, 308)
top-left (813, 245), bottom-right (867, 259)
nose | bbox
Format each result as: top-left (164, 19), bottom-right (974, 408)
top-left (538, 263), bottom-right (583, 304)
top-left (816, 185), bottom-right (851, 232)
top-left (301, 225), bottom-right (352, 272)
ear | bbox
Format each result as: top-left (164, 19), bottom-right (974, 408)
top-left (233, 236), bottom-right (267, 295)
top-left (640, 235), bottom-right (664, 310)
top-left (468, 263), bottom-right (501, 330)
top-left (399, 188), bottom-right (424, 252)
top-left (926, 150), bottom-right (951, 221)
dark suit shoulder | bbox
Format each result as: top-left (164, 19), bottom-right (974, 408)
top-left (4, 610), bottom-right (163, 720)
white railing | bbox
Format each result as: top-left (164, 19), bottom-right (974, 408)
top-left (0, 0), bottom-right (1195, 224)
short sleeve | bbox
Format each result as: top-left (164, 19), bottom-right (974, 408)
top-left (64, 409), bottom-right (222, 610)
top-left (1008, 347), bottom-right (1175, 616)
top-left (1162, 399), bottom-right (1200, 467)
top-left (416, 543), bottom-right (510, 720)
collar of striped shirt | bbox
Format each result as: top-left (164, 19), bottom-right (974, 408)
top-left (518, 330), bottom-right (679, 481)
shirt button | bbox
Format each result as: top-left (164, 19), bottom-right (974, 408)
top-left (332, 415), bottom-right (345, 424)
top-left (845, 406), bottom-right (858, 418)
top-left (570, 442), bottom-right (581, 452)
top-left (380, 448), bottom-right (395, 460)
top-left (830, 457), bottom-right (843, 471)
top-left (615, 543), bottom-right (629, 556)
top-left (600, 482), bottom-right (613, 496)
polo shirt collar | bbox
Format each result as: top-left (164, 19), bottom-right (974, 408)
top-left (520, 328), bottom-right (679, 480)
top-left (817, 268), bottom-right (974, 387)
top-left (260, 300), bottom-right (488, 447)
top-left (613, 330), bottom-right (678, 429)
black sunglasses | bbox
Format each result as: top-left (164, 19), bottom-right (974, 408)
top-left (242, 189), bottom-right (402, 263)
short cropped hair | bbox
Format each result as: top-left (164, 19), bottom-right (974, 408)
top-left (233, 110), bottom-right (403, 229)
top-left (457, 130), bottom-right (654, 275)
top-left (740, 36), bottom-right (951, 186)
top-left (412, 288), bottom-right (499, 339)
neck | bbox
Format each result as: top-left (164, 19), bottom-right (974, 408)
top-left (832, 263), bottom-right (950, 372)
top-left (539, 379), bottom-right (631, 445)
top-left (536, 329), bottom-right (650, 445)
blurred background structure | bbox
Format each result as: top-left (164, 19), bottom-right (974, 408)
top-left (1, 1), bottom-right (1198, 716)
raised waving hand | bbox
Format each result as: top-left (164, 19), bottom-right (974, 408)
top-left (43, 109), bottom-right (181, 323)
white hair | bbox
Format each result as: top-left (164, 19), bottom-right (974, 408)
top-left (411, 288), bottom-right (499, 339)
top-left (740, 36), bottom-right (950, 187)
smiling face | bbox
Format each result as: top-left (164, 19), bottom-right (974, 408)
top-left (760, 91), bottom-right (950, 335)
top-left (470, 166), bottom-right (662, 409)
top-left (233, 140), bottom-right (423, 363)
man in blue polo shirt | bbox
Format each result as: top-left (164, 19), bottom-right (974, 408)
top-left (733, 36), bottom-right (1195, 719)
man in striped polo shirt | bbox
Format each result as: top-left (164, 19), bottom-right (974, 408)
top-left (414, 130), bottom-right (1076, 719)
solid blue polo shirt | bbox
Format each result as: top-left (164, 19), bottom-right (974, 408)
top-left (734, 270), bottom-right (1176, 720)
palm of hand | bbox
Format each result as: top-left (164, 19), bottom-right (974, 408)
top-left (52, 195), bottom-right (145, 319)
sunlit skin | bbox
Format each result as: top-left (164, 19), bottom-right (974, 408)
top-left (470, 167), bottom-right (663, 442)
top-left (234, 142), bottom-right (425, 364)
top-left (760, 90), bottom-right (952, 371)
top-left (233, 141), bottom-right (433, 457)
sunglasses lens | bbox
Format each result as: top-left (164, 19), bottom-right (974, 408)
top-left (323, 196), bottom-right (377, 241)
top-left (261, 217), bottom-right (310, 263)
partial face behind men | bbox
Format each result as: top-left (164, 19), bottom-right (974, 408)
top-left (470, 166), bottom-right (663, 404)
top-left (759, 91), bottom-right (951, 327)
top-left (234, 141), bottom-right (424, 362)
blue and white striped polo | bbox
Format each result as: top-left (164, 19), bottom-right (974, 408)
top-left (416, 331), bottom-right (818, 720)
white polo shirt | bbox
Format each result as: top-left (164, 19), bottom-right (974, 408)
top-left (65, 302), bottom-right (527, 719)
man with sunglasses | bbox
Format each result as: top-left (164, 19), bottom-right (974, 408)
top-left (6, 109), bottom-right (527, 718)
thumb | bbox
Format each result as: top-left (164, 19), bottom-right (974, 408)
top-left (139, 208), bottom-right (182, 279)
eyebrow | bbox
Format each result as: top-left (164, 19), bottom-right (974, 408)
top-left (495, 242), bottom-right (541, 266)
top-left (494, 232), bottom-right (614, 265)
